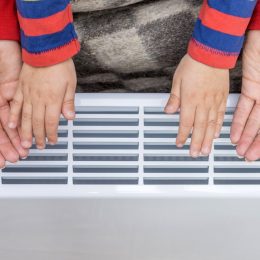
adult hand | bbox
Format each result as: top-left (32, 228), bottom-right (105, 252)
top-left (0, 40), bottom-right (29, 167)
top-left (231, 31), bottom-right (260, 161)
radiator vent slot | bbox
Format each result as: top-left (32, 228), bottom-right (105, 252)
top-left (1, 94), bottom-right (259, 187)
top-left (73, 130), bottom-right (139, 138)
top-left (2, 177), bottom-right (68, 185)
top-left (73, 177), bottom-right (138, 185)
top-left (73, 118), bottom-right (139, 126)
top-left (73, 153), bottom-right (139, 161)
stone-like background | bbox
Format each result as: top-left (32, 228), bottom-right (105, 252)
top-left (72, 0), bottom-right (242, 93)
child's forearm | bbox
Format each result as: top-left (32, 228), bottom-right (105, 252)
top-left (0, 0), bottom-right (20, 41)
top-left (16, 0), bottom-right (80, 67)
top-left (188, 0), bottom-right (258, 69)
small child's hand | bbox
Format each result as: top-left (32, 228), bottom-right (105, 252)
top-left (165, 54), bottom-right (229, 157)
top-left (231, 31), bottom-right (260, 161)
top-left (8, 59), bottom-right (77, 149)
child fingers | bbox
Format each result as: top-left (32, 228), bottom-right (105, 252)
top-left (190, 106), bottom-right (209, 158)
top-left (8, 89), bottom-right (23, 129)
top-left (201, 107), bottom-right (218, 156)
top-left (177, 101), bottom-right (196, 147)
top-left (164, 78), bottom-right (181, 114)
top-left (21, 102), bottom-right (33, 149)
top-left (231, 94), bottom-right (254, 144)
top-left (215, 100), bottom-right (227, 139)
top-left (62, 84), bottom-right (76, 120)
top-left (236, 104), bottom-right (260, 157)
top-left (32, 103), bottom-right (46, 150)
top-left (17, 125), bottom-right (29, 158)
top-left (45, 105), bottom-right (61, 145)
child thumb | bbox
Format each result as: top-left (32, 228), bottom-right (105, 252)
top-left (164, 80), bottom-right (181, 114)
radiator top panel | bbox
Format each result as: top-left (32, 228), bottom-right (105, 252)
top-left (1, 94), bottom-right (260, 191)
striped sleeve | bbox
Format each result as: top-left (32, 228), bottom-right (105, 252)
top-left (16, 0), bottom-right (80, 67)
top-left (0, 0), bottom-right (20, 41)
top-left (188, 0), bottom-right (258, 69)
top-left (248, 1), bottom-right (260, 30)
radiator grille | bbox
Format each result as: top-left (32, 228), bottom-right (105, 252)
top-left (1, 94), bottom-right (259, 186)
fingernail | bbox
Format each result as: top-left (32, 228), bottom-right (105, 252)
top-left (202, 147), bottom-right (210, 155)
top-left (37, 145), bottom-right (45, 150)
top-left (21, 141), bottom-right (31, 148)
top-left (8, 122), bottom-right (16, 129)
top-left (214, 132), bottom-right (220, 138)
top-left (191, 151), bottom-right (199, 158)
top-left (67, 111), bottom-right (75, 118)
top-left (0, 166), bottom-right (5, 170)
top-left (164, 105), bottom-right (173, 112)
top-left (237, 155), bottom-right (244, 159)
top-left (176, 143), bottom-right (183, 148)
top-left (21, 156), bottom-right (28, 160)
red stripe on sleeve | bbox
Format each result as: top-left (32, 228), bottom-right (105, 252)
top-left (22, 39), bottom-right (80, 67)
top-left (0, 0), bottom-right (20, 41)
top-left (18, 4), bottom-right (73, 37)
top-left (248, 1), bottom-right (260, 30)
top-left (188, 39), bottom-right (238, 69)
top-left (199, 1), bottom-right (250, 36)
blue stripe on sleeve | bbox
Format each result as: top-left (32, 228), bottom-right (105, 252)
top-left (208, 0), bottom-right (257, 18)
top-left (16, 0), bottom-right (70, 19)
top-left (21, 23), bottom-right (77, 53)
top-left (192, 19), bottom-right (244, 54)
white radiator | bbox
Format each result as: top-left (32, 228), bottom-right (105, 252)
top-left (0, 93), bottom-right (259, 260)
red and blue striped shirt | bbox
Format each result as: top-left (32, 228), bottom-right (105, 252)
top-left (16, 0), bottom-right (80, 66)
top-left (188, 0), bottom-right (259, 68)
top-left (0, 0), bottom-right (260, 68)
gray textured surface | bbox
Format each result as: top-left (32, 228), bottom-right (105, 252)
top-left (72, 0), bottom-right (242, 93)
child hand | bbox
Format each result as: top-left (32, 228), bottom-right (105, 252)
top-left (0, 40), bottom-right (28, 164)
top-left (8, 59), bottom-right (77, 149)
top-left (165, 54), bottom-right (229, 157)
top-left (231, 31), bottom-right (260, 161)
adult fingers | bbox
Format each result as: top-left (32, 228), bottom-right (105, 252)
top-left (231, 94), bottom-right (254, 144)
top-left (236, 104), bottom-right (260, 157)
top-left (244, 133), bottom-right (260, 162)
top-left (0, 98), bottom-right (28, 158)
top-left (0, 124), bottom-right (19, 163)
top-left (8, 88), bottom-right (23, 129)
top-left (0, 152), bottom-right (6, 169)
